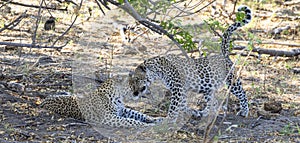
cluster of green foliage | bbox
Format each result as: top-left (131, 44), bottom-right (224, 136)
top-left (160, 20), bottom-right (197, 52)
top-left (117, 0), bottom-right (197, 52)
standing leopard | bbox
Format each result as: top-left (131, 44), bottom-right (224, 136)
top-left (41, 76), bottom-right (162, 128)
top-left (129, 5), bottom-right (252, 120)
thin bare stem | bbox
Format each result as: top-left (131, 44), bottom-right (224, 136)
top-left (51, 0), bottom-right (84, 47)
top-left (42, 0), bottom-right (54, 17)
top-left (1, 0), bottom-right (67, 11)
top-left (170, 0), bottom-right (215, 18)
top-left (32, 0), bottom-right (43, 46)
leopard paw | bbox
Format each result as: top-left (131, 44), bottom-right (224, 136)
top-left (237, 108), bottom-right (249, 117)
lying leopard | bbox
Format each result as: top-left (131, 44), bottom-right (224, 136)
top-left (129, 5), bottom-right (252, 119)
top-left (41, 76), bottom-right (162, 128)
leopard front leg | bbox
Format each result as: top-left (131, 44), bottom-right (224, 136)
top-left (167, 86), bottom-right (188, 120)
top-left (227, 78), bottom-right (249, 117)
top-left (103, 114), bottom-right (155, 128)
top-left (120, 108), bottom-right (164, 124)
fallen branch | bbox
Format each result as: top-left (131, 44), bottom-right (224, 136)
top-left (188, 44), bottom-right (300, 57)
top-left (254, 13), bottom-right (300, 20)
top-left (231, 52), bottom-right (259, 58)
top-left (235, 40), bottom-right (300, 47)
top-left (233, 46), bottom-right (300, 57)
top-left (270, 25), bottom-right (291, 35)
top-left (0, 42), bottom-right (68, 50)
top-left (1, 0), bottom-right (67, 11)
top-left (284, 0), bottom-right (300, 6)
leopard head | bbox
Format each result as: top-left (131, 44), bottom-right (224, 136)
top-left (128, 63), bottom-right (151, 100)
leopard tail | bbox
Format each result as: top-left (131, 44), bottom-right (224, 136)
top-left (221, 5), bottom-right (252, 59)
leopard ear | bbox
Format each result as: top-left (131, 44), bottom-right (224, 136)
top-left (129, 70), bottom-right (135, 77)
top-left (137, 64), bottom-right (146, 72)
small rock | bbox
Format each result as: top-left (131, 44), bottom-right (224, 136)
top-left (264, 101), bottom-right (282, 113)
top-left (124, 48), bottom-right (138, 55)
top-left (137, 45), bottom-right (147, 52)
top-left (38, 56), bottom-right (55, 65)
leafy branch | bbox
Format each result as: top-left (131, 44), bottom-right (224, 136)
top-left (160, 20), bottom-right (196, 52)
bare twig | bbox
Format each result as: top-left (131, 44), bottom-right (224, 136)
top-left (194, 0), bottom-right (216, 14)
top-left (32, 0), bottom-right (43, 46)
top-left (232, 0), bottom-right (238, 16)
top-left (170, 0), bottom-right (214, 18)
top-left (116, 0), bottom-right (189, 58)
top-left (0, 41), bottom-right (68, 49)
top-left (0, 0), bottom-right (12, 8)
top-left (97, 0), bottom-right (111, 10)
top-left (56, 0), bottom-right (78, 6)
top-left (42, 0), bottom-right (54, 18)
top-left (94, 0), bottom-right (106, 15)
top-left (0, 10), bottom-right (27, 33)
top-left (51, 0), bottom-right (84, 48)
top-left (1, 0), bottom-right (67, 11)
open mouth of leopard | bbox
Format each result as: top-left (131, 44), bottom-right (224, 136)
top-left (132, 86), bottom-right (150, 100)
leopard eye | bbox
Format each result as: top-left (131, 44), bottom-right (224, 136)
top-left (133, 91), bottom-right (139, 96)
top-left (141, 86), bottom-right (146, 92)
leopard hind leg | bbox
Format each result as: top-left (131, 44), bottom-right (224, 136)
top-left (226, 73), bottom-right (249, 117)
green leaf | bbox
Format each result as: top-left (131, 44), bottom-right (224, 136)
top-left (236, 12), bottom-right (246, 22)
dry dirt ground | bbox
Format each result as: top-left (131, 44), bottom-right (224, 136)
top-left (1, 0), bottom-right (300, 142)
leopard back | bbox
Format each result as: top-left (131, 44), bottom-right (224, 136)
top-left (129, 5), bottom-right (252, 119)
